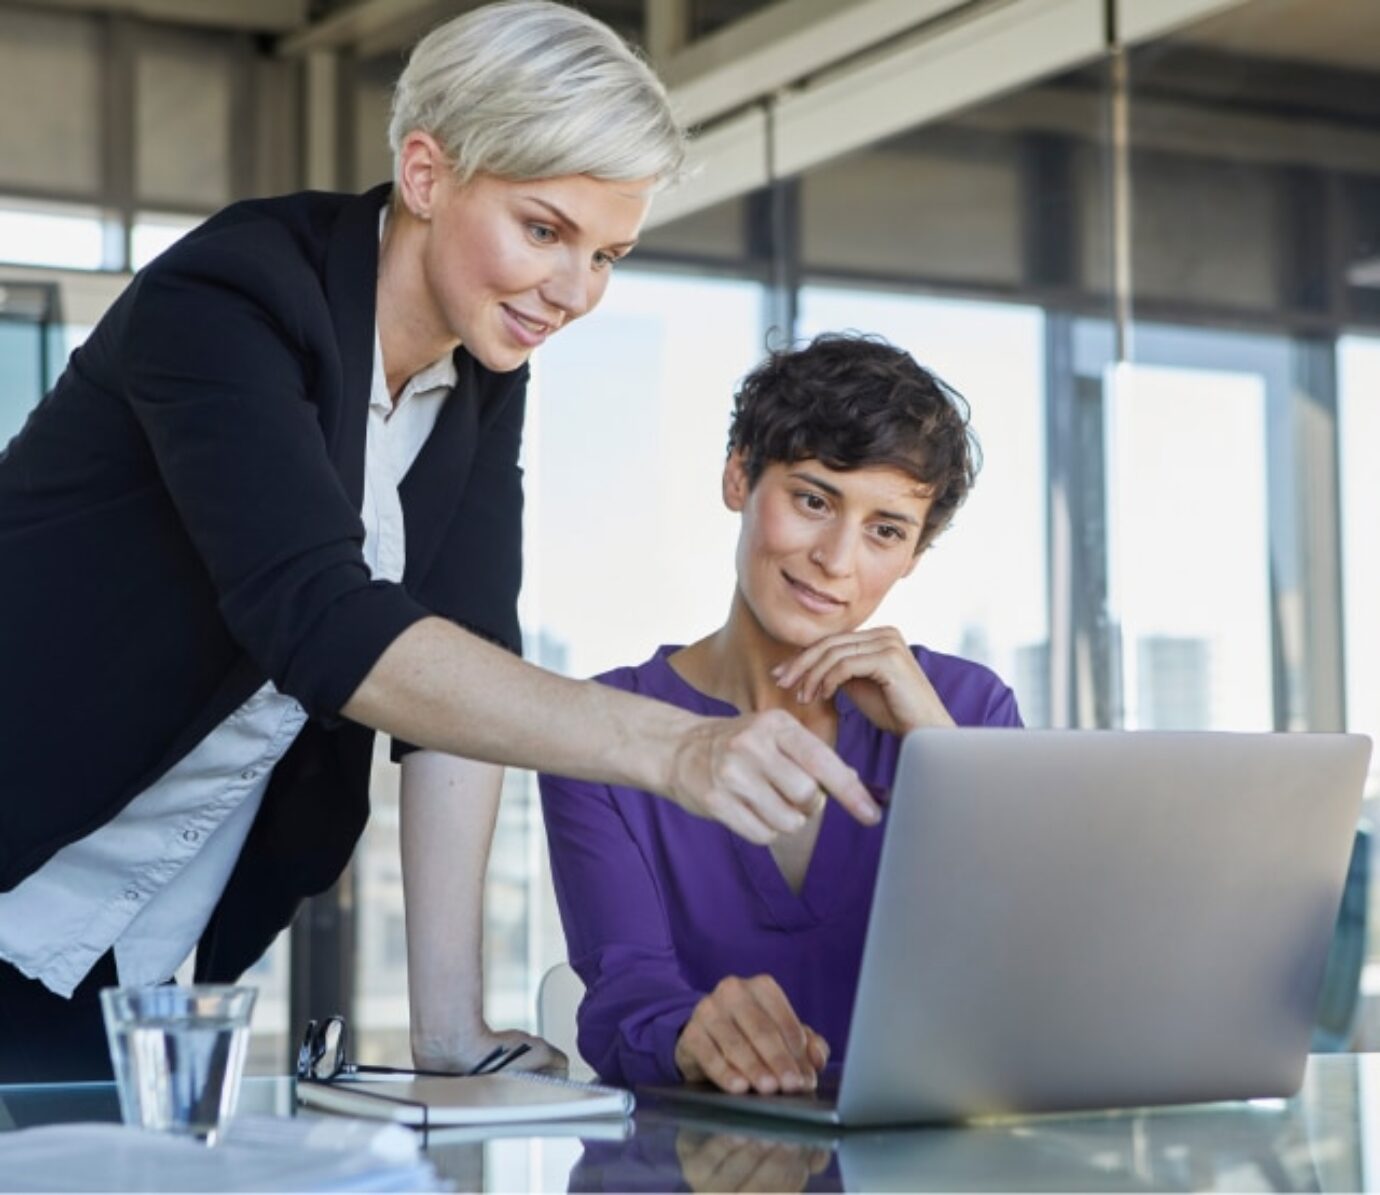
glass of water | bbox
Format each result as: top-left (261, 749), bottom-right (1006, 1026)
top-left (100, 984), bottom-right (256, 1145)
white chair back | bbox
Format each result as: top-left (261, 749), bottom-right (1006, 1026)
top-left (537, 961), bottom-right (594, 1081)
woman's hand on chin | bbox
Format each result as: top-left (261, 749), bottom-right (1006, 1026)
top-left (412, 1026), bottom-right (568, 1076)
top-left (771, 627), bottom-right (954, 736)
top-left (674, 974), bottom-right (830, 1095)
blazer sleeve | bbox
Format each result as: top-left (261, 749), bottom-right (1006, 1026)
top-left (119, 234), bottom-right (431, 718)
top-left (539, 770), bottom-right (704, 1087)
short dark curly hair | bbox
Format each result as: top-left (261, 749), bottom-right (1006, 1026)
top-left (727, 333), bottom-right (980, 552)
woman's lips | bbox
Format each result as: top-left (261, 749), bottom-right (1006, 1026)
top-left (500, 303), bottom-right (552, 347)
top-left (783, 570), bottom-right (844, 614)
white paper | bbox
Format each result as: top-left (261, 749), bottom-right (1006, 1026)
top-left (0, 1114), bottom-right (444, 1192)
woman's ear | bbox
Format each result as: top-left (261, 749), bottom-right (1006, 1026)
top-left (396, 130), bottom-right (448, 220)
top-left (722, 450), bottom-right (750, 512)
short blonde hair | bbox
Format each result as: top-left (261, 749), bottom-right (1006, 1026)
top-left (389, 0), bottom-right (687, 188)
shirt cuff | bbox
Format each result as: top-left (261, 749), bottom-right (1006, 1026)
top-left (602, 996), bottom-right (699, 1088)
top-left (651, 1005), bottom-right (696, 1086)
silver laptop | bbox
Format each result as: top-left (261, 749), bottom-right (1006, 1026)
top-left (646, 728), bottom-right (1370, 1126)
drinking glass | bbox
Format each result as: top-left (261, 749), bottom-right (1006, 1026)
top-left (100, 984), bottom-right (256, 1145)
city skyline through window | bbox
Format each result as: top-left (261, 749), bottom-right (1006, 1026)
top-left (1340, 335), bottom-right (1380, 797)
top-left (1108, 362), bottom-right (1273, 732)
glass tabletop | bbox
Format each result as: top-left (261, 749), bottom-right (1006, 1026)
top-left (0, 1055), bottom-right (1374, 1192)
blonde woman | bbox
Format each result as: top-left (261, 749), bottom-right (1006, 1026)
top-left (0, 1), bottom-right (878, 1082)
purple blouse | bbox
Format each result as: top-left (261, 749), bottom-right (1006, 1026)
top-left (538, 644), bottom-right (1022, 1088)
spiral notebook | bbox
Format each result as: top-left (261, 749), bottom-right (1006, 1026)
top-left (296, 1071), bottom-right (634, 1128)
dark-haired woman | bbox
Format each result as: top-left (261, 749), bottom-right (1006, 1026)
top-left (539, 334), bottom-right (1023, 1095)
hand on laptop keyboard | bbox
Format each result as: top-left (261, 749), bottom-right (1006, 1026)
top-left (675, 974), bottom-right (830, 1095)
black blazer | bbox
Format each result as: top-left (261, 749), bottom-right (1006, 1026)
top-left (0, 184), bottom-right (527, 977)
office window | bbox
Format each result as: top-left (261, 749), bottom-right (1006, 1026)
top-left (527, 271), bottom-right (762, 678)
top-left (1342, 335), bottom-right (1380, 1053)
top-left (0, 200), bottom-right (104, 271)
top-left (1121, 0), bottom-right (1380, 741)
top-left (241, 933), bottom-right (291, 1076)
top-left (0, 317), bottom-right (43, 448)
top-left (799, 289), bottom-right (1049, 725)
top-left (1108, 362), bottom-right (1271, 731)
top-left (1341, 334), bottom-right (1380, 797)
top-left (131, 212), bottom-right (201, 271)
top-left (0, 277), bottom-right (112, 460)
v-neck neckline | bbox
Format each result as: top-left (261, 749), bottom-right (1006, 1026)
top-left (649, 647), bottom-right (883, 929)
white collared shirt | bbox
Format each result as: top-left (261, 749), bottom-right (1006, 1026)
top-left (0, 207), bottom-right (455, 997)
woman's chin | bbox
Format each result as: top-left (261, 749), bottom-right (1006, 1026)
top-left (760, 612), bottom-right (845, 652)
top-left (737, 589), bottom-right (852, 651)
top-left (461, 332), bottom-right (534, 374)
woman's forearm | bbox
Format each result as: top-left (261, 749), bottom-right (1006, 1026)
top-left (400, 750), bottom-right (499, 1058)
top-left (343, 617), bottom-right (880, 841)
top-left (343, 617), bottom-right (686, 792)
top-left (400, 749), bottom-right (569, 1074)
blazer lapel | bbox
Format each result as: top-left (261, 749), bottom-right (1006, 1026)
top-left (321, 183), bottom-right (392, 511)
top-left (400, 350), bottom-right (481, 589)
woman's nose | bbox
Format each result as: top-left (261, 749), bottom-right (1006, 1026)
top-left (541, 254), bottom-right (592, 319)
top-left (809, 529), bottom-right (855, 576)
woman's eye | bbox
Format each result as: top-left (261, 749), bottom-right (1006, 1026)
top-left (796, 492), bottom-right (828, 513)
top-left (593, 250), bottom-right (620, 270)
top-left (528, 223), bottom-right (557, 243)
top-left (874, 524), bottom-right (907, 543)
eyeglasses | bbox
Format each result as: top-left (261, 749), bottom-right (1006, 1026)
top-left (296, 1015), bottom-right (531, 1083)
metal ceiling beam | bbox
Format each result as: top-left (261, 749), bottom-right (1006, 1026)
top-left (957, 80), bottom-right (1380, 175)
top-left (1115, 0), bottom-right (1250, 46)
top-left (20, 0), bottom-right (309, 33)
top-left (276, 0), bottom-right (471, 57)
top-left (647, 0), bottom-right (1104, 229)
top-left (658, 0), bottom-right (970, 129)
top-left (645, 0), bottom-right (690, 66)
top-left (277, 0), bottom-right (970, 100)
top-left (769, 0), bottom-right (1101, 178)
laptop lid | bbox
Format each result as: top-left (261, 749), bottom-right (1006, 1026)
top-left (837, 728), bottom-right (1370, 1125)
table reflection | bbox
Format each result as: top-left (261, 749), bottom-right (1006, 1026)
top-left (566, 1082), bottom-right (1334, 1193)
top-left (0, 1056), bottom-right (1370, 1192)
top-left (570, 1116), bottom-right (836, 1192)
top-left (675, 1126), bottom-right (833, 1192)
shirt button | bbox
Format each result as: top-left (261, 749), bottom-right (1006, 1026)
top-left (240, 770), bottom-right (256, 781)
top-left (124, 889), bottom-right (140, 901)
top-left (182, 828), bottom-right (200, 844)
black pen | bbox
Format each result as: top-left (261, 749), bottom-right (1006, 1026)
top-left (467, 1045), bottom-right (507, 1076)
top-left (478, 1043), bottom-right (532, 1075)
